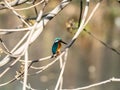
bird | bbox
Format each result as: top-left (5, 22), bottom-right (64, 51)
top-left (52, 38), bottom-right (67, 57)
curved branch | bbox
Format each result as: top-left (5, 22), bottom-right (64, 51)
top-left (0, 0), bottom-right (28, 10)
top-left (67, 0), bottom-right (90, 48)
top-left (62, 77), bottom-right (120, 90)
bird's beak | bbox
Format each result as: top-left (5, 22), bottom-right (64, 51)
top-left (60, 40), bottom-right (67, 45)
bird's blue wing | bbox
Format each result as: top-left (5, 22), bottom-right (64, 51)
top-left (52, 42), bottom-right (58, 54)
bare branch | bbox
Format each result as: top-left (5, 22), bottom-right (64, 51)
top-left (0, 0), bottom-right (28, 10)
top-left (62, 77), bottom-right (120, 90)
top-left (55, 49), bottom-right (68, 90)
top-left (67, 0), bottom-right (90, 48)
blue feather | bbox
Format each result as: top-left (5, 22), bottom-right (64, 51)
top-left (52, 42), bottom-right (58, 54)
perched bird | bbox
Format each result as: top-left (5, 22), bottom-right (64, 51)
top-left (52, 38), bottom-right (67, 57)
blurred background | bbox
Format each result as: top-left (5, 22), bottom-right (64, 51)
top-left (0, 0), bottom-right (120, 90)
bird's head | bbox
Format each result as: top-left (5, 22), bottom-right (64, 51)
top-left (54, 38), bottom-right (67, 44)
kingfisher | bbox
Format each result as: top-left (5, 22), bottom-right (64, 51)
top-left (52, 38), bottom-right (67, 57)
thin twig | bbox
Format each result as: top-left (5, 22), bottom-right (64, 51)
top-left (67, 0), bottom-right (90, 48)
top-left (4, 0), bottom-right (30, 27)
top-left (0, 56), bottom-right (21, 78)
top-left (13, 0), bottom-right (45, 11)
top-left (28, 51), bottom-right (66, 76)
top-left (0, 27), bottom-right (31, 32)
top-left (23, 50), bottom-right (28, 90)
top-left (0, 0), bottom-right (28, 10)
top-left (59, 56), bottom-right (64, 89)
top-left (20, 81), bottom-right (37, 90)
top-left (0, 38), bottom-right (12, 55)
top-left (78, 0), bottom-right (83, 27)
top-left (55, 49), bottom-right (68, 90)
top-left (62, 77), bottom-right (120, 90)
top-left (83, 28), bottom-right (120, 55)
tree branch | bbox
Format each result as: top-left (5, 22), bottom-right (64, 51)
top-left (0, 0), bottom-right (28, 10)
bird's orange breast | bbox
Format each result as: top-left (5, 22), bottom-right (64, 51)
top-left (57, 42), bottom-right (61, 54)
